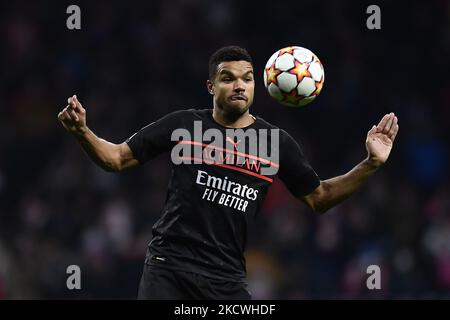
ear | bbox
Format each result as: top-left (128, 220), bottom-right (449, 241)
top-left (206, 79), bottom-right (214, 95)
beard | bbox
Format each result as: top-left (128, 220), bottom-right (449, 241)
top-left (217, 98), bottom-right (251, 120)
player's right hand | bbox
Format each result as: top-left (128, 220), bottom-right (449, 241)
top-left (57, 95), bottom-right (88, 136)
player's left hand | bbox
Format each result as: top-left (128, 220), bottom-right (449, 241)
top-left (365, 112), bottom-right (399, 167)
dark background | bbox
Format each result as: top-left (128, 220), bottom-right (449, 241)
top-left (0, 0), bottom-right (449, 299)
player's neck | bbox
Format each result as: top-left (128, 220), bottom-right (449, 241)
top-left (212, 107), bottom-right (255, 129)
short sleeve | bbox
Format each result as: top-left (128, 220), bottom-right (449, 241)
top-left (277, 130), bottom-right (320, 197)
top-left (125, 110), bottom-right (185, 164)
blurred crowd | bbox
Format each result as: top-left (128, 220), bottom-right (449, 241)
top-left (0, 0), bottom-right (449, 299)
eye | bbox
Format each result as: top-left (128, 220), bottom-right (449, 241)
top-left (222, 77), bottom-right (232, 82)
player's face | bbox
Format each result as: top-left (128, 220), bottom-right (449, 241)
top-left (208, 61), bottom-right (255, 117)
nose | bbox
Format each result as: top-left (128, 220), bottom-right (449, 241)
top-left (233, 79), bottom-right (245, 92)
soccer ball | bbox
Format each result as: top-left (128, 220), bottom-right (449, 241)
top-left (263, 46), bottom-right (325, 107)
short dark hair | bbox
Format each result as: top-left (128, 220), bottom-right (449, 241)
top-left (208, 46), bottom-right (253, 80)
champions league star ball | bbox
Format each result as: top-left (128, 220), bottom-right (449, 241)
top-left (263, 46), bottom-right (325, 107)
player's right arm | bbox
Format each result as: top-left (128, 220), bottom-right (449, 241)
top-left (57, 95), bottom-right (138, 172)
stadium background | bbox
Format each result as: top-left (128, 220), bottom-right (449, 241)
top-left (0, 0), bottom-right (449, 299)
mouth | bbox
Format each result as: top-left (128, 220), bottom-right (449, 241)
top-left (230, 94), bottom-right (247, 102)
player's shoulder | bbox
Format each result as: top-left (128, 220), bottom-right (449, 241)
top-left (164, 108), bottom-right (210, 119)
top-left (253, 115), bottom-right (290, 137)
top-left (253, 115), bottom-right (280, 130)
top-left (150, 108), bottom-right (208, 125)
top-left (254, 115), bottom-right (298, 144)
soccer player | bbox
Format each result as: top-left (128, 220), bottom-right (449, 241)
top-left (57, 46), bottom-right (399, 299)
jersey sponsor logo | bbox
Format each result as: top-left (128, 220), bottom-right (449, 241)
top-left (196, 170), bottom-right (258, 213)
top-left (171, 121), bottom-right (280, 177)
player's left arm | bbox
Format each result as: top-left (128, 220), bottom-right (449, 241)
top-left (302, 113), bottom-right (399, 214)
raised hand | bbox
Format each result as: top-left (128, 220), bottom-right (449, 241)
top-left (57, 95), bottom-right (87, 136)
top-left (366, 112), bottom-right (399, 166)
